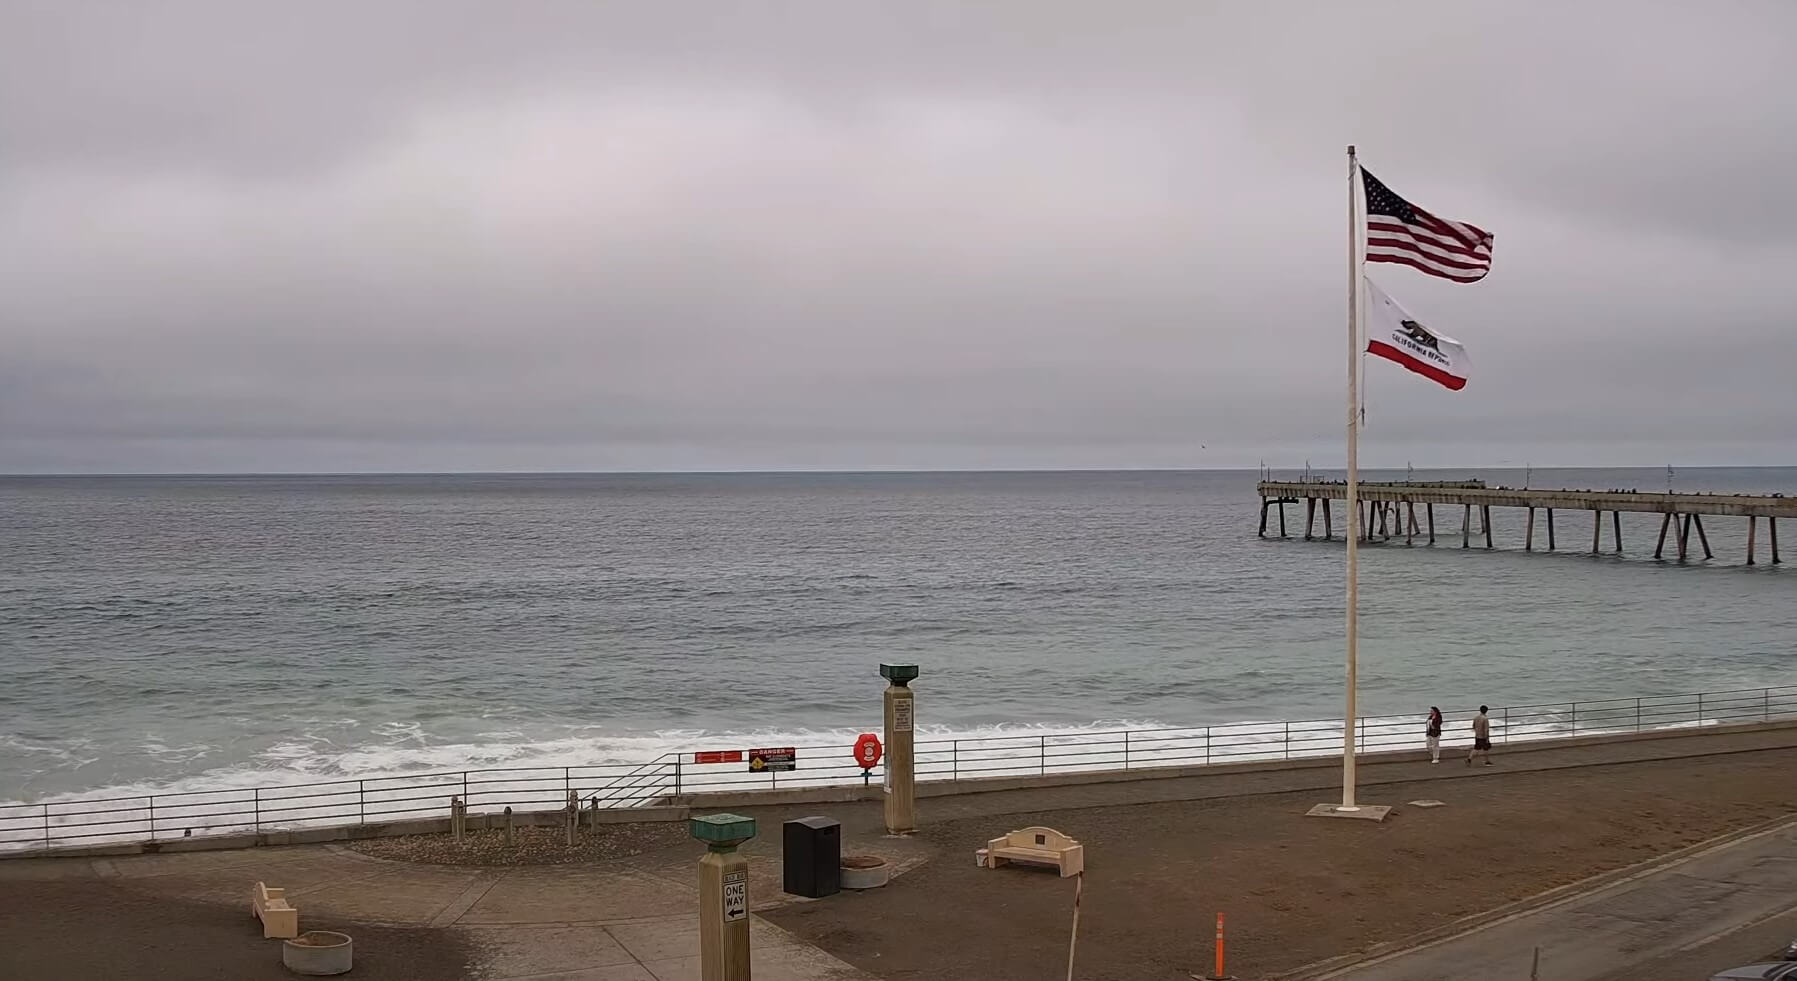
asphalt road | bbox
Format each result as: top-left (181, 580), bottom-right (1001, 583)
top-left (1589, 903), bottom-right (1797, 981)
top-left (1320, 819), bottom-right (1797, 981)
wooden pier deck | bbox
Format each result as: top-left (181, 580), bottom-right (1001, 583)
top-left (1257, 480), bottom-right (1792, 564)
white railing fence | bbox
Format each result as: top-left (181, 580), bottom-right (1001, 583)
top-left (3, 684), bottom-right (1792, 853)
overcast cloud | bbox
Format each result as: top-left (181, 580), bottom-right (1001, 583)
top-left (3, 1), bottom-right (1795, 472)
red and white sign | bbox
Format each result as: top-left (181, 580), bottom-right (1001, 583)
top-left (852, 733), bottom-right (883, 770)
top-left (692, 750), bottom-right (743, 765)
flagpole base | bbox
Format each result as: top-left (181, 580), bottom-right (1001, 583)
top-left (1305, 803), bottom-right (1392, 822)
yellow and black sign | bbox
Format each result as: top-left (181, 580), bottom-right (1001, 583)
top-left (747, 747), bottom-right (796, 773)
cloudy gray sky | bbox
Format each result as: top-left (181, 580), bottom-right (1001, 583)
top-left (3, 1), bottom-right (1795, 473)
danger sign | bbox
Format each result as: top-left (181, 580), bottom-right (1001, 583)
top-left (852, 733), bottom-right (883, 770)
top-left (747, 747), bottom-right (796, 772)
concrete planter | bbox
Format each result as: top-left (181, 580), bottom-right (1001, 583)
top-left (840, 855), bottom-right (890, 890)
top-left (282, 931), bottom-right (353, 976)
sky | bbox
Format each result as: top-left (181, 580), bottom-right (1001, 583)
top-left (3, 1), bottom-right (1795, 474)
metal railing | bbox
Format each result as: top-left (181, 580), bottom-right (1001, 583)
top-left (3, 684), bottom-right (1792, 853)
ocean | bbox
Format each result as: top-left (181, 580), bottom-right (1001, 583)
top-left (2, 468), bottom-right (1792, 806)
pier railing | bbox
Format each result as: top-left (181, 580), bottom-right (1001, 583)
top-left (4, 684), bottom-right (1793, 853)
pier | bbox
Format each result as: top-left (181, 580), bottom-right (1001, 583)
top-left (1257, 480), bottom-right (1792, 564)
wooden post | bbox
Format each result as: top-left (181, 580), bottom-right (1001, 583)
top-left (1613, 509), bottom-right (1622, 553)
top-left (566, 791), bottom-right (578, 847)
top-left (1258, 500), bottom-right (1268, 538)
top-left (1693, 513), bottom-right (1713, 559)
top-left (1322, 499), bottom-right (1333, 540)
top-left (1748, 515), bottom-right (1758, 565)
top-left (1483, 506), bottom-right (1494, 549)
top-left (504, 806), bottom-right (514, 845)
top-left (1592, 509), bottom-right (1602, 554)
top-left (1377, 501), bottom-right (1388, 539)
top-left (1462, 504), bottom-right (1471, 548)
top-left (1546, 508), bottom-right (1556, 550)
top-left (1525, 507), bottom-right (1535, 550)
top-left (1305, 498), bottom-right (1317, 540)
top-left (1655, 512), bottom-right (1672, 559)
top-left (1772, 517), bottom-right (1782, 564)
top-left (1406, 501), bottom-right (1416, 544)
top-left (1278, 499), bottom-right (1287, 538)
top-left (1427, 503), bottom-right (1435, 544)
top-left (1677, 513), bottom-right (1691, 562)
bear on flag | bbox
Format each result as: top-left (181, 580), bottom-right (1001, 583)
top-left (1364, 276), bottom-right (1469, 391)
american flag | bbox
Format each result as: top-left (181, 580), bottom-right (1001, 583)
top-left (1361, 168), bottom-right (1493, 283)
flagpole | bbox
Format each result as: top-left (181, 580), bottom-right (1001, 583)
top-left (1342, 144), bottom-right (1362, 810)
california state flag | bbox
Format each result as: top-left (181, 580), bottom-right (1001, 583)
top-left (1364, 275), bottom-right (1469, 391)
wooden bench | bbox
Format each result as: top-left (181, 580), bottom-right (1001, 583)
top-left (252, 881), bottom-right (299, 939)
top-left (977, 826), bottom-right (1084, 877)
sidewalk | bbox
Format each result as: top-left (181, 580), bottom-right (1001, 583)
top-left (0, 830), bottom-right (904, 980)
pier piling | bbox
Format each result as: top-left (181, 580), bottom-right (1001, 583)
top-left (1257, 480), bottom-right (1795, 568)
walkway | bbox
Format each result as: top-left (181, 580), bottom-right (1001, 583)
top-left (0, 828), bottom-right (917, 980)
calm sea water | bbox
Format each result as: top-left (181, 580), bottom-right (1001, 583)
top-left (2, 468), bottom-right (1791, 803)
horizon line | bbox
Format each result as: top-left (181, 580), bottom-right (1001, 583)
top-left (4, 464), bottom-right (1794, 479)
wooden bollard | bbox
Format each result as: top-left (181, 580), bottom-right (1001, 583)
top-left (503, 806), bottom-right (514, 845)
top-left (565, 792), bottom-right (578, 847)
top-left (450, 796), bottom-right (465, 841)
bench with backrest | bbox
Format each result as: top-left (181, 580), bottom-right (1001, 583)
top-left (252, 880), bottom-right (299, 939)
top-left (977, 826), bottom-right (1084, 877)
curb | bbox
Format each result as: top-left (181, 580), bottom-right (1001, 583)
top-left (1262, 810), bottom-right (1797, 981)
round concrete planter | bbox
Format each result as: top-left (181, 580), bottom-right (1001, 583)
top-left (840, 855), bottom-right (890, 890)
top-left (282, 931), bottom-right (353, 976)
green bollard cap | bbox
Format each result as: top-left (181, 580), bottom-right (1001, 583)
top-left (880, 664), bottom-right (920, 685)
top-left (689, 813), bottom-right (757, 851)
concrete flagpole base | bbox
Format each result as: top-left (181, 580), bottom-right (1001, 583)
top-left (1305, 803), bottom-right (1392, 822)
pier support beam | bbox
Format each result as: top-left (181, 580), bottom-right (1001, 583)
top-left (1677, 513), bottom-right (1691, 562)
top-left (1613, 510), bottom-right (1623, 553)
top-left (1322, 500), bottom-right (1332, 540)
top-left (1547, 508), bottom-right (1556, 551)
top-left (1693, 513), bottom-right (1713, 560)
top-left (1592, 509), bottom-right (1603, 554)
top-left (1773, 517), bottom-right (1782, 564)
top-left (1461, 504), bottom-right (1471, 549)
top-left (1483, 506), bottom-right (1494, 549)
top-left (1304, 498), bottom-right (1316, 540)
top-left (1525, 507), bottom-right (1535, 550)
top-left (1278, 499), bottom-right (1287, 538)
top-left (1427, 503), bottom-right (1435, 544)
top-left (1748, 516), bottom-right (1758, 565)
top-left (1406, 502), bottom-right (1417, 545)
top-left (1655, 513), bottom-right (1672, 559)
top-left (1258, 500), bottom-right (1268, 538)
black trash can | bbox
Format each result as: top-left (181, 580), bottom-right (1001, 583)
top-left (782, 816), bottom-right (841, 898)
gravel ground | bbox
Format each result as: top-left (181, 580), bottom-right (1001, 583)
top-left (0, 879), bottom-right (473, 981)
top-left (348, 822), bottom-right (690, 866)
top-left (766, 746), bottom-right (1797, 981)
